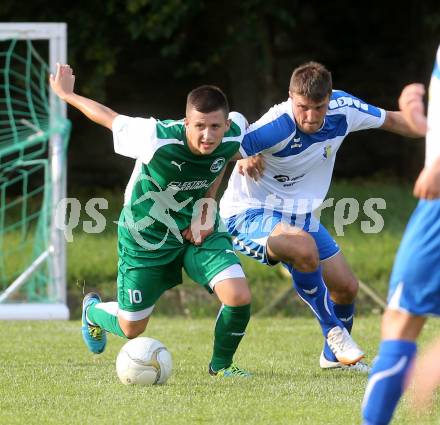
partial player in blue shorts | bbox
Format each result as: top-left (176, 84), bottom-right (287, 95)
top-left (362, 46), bottom-right (440, 425)
top-left (388, 199), bottom-right (440, 316)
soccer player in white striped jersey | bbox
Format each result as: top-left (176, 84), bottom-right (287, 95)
top-left (362, 46), bottom-right (440, 425)
top-left (219, 61), bottom-right (422, 370)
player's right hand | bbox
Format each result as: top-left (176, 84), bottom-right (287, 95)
top-left (237, 154), bottom-right (265, 181)
top-left (49, 63), bottom-right (75, 101)
top-left (413, 158), bottom-right (440, 200)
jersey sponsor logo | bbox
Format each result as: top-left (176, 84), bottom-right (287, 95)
top-left (210, 157), bottom-right (225, 173)
top-left (171, 160), bottom-right (185, 171)
top-left (329, 96), bottom-right (369, 111)
top-left (273, 173), bottom-right (305, 186)
top-left (167, 180), bottom-right (210, 191)
top-left (291, 137), bottom-right (302, 148)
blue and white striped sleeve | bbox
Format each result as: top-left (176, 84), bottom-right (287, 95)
top-left (239, 107), bottom-right (296, 158)
top-left (329, 91), bottom-right (385, 132)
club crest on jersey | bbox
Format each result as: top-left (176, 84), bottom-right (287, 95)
top-left (323, 145), bottom-right (332, 159)
top-left (210, 157), bottom-right (225, 173)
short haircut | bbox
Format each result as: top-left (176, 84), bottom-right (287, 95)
top-left (186, 85), bottom-right (229, 117)
top-left (289, 61), bottom-right (332, 102)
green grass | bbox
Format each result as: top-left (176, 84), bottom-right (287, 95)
top-left (1, 317), bottom-right (439, 425)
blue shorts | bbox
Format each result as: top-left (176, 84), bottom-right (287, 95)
top-left (223, 208), bottom-right (340, 266)
top-left (388, 199), bottom-right (440, 316)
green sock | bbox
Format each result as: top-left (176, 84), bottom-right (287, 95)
top-left (210, 304), bottom-right (251, 371)
top-left (87, 302), bottom-right (127, 338)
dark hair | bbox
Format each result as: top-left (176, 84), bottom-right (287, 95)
top-left (186, 85), bottom-right (229, 117)
top-left (289, 61), bottom-right (332, 102)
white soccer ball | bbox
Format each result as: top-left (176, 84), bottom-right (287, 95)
top-left (116, 337), bottom-right (173, 385)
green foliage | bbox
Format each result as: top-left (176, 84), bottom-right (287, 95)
top-left (1, 317), bottom-right (439, 424)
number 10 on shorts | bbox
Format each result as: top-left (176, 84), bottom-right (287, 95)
top-left (128, 289), bottom-right (142, 304)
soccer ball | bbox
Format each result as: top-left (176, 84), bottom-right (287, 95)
top-left (116, 337), bottom-right (173, 385)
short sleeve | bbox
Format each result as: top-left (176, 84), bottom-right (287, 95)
top-left (112, 115), bottom-right (157, 160)
top-left (240, 102), bottom-right (295, 158)
top-left (329, 91), bottom-right (385, 132)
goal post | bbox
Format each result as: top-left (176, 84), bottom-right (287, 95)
top-left (0, 23), bottom-right (70, 319)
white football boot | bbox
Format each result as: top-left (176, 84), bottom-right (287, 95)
top-left (326, 326), bottom-right (364, 366)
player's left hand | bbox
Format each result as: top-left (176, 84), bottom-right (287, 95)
top-left (413, 159), bottom-right (440, 199)
top-left (237, 154), bottom-right (265, 181)
top-left (182, 225), bottom-right (214, 246)
top-left (182, 202), bottom-right (215, 246)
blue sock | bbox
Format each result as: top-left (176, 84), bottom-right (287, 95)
top-left (288, 264), bottom-right (342, 337)
top-left (362, 339), bottom-right (417, 425)
top-left (323, 302), bottom-right (355, 362)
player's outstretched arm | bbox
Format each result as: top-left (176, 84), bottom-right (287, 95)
top-left (49, 63), bottom-right (118, 130)
top-left (380, 109), bottom-right (425, 138)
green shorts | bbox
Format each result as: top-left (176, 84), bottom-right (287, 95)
top-left (117, 231), bottom-right (241, 317)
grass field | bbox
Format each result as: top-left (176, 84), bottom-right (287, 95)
top-left (1, 316), bottom-right (439, 425)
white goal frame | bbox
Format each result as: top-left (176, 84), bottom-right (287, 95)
top-left (0, 23), bottom-right (69, 320)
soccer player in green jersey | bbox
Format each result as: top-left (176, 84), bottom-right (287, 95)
top-left (50, 63), bottom-right (251, 377)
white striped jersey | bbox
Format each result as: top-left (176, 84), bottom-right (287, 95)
top-left (220, 90), bottom-right (385, 218)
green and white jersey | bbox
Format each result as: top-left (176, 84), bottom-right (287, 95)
top-left (112, 112), bottom-right (246, 255)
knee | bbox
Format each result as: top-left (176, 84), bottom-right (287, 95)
top-left (291, 233), bottom-right (320, 272)
top-left (331, 276), bottom-right (358, 303)
top-left (230, 287), bottom-right (252, 306)
top-left (215, 278), bottom-right (251, 306)
top-left (222, 286), bottom-right (251, 307)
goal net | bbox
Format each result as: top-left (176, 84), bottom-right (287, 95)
top-left (0, 23), bottom-right (70, 319)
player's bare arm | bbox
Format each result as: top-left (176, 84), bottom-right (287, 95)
top-left (50, 63), bottom-right (118, 130)
top-left (380, 110), bottom-right (424, 138)
top-left (237, 154), bottom-right (265, 181)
